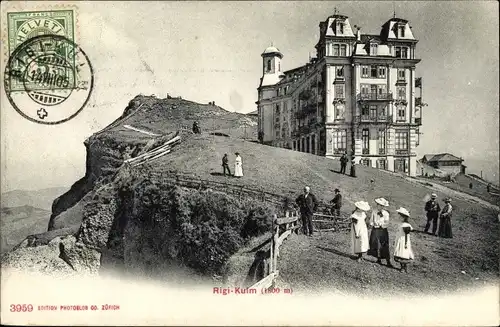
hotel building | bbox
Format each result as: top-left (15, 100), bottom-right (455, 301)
top-left (256, 12), bottom-right (425, 176)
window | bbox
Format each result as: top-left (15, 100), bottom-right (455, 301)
top-left (371, 66), bottom-right (378, 78)
top-left (337, 22), bottom-right (344, 34)
top-left (361, 159), bottom-right (371, 166)
top-left (361, 104), bottom-right (369, 116)
top-left (362, 129), bottom-right (370, 152)
top-left (275, 130), bottom-right (280, 138)
top-left (397, 86), bottom-right (406, 99)
top-left (398, 69), bottom-right (406, 80)
top-left (335, 104), bottom-right (345, 119)
top-left (333, 44), bottom-right (339, 56)
top-left (399, 26), bottom-right (405, 38)
top-left (311, 135), bottom-right (316, 155)
top-left (377, 84), bottom-right (386, 95)
top-left (334, 84), bottom-right (345, 98)
top-left (370, 43), bottom-right (378, 55)
top-left (267, 60), bottom-right (272, 72)
top-left (395, 46), bottom-right (408, 58)
top-left (336, 66), bottom-right (344, 78)
top-left (378, 67), bottom-right (386, 78)
top-left (401, 47), bottom-right (408, 58)
top-left (361, 66), bottom-right (369, 78)
top-left (395, 131), bottom-right (408, 149)
top-left (369, 105), bottom-right (377, 118)
top-left (332, 129), bottom-right (347, 152)
top-left (275, 104), bottom-right (280, 123)
top-left (378, 128), bottom-right (386, 152)
top-left (293, 140), bottom-right (296, 150)
top-left (361, 84), bottom-right (369, 95)
top-left (306, 136), bottom-right (310, 153)
top-left (301, 138), bottom-right (306, 152)
top-left (377, 159), bottom-right (387, 169)
top-left (379, 105), bottom-right (387, 117)
top-left (397, 106), bottom-right (406, 120)
top-left (340, 44), bottom-right (347, 56)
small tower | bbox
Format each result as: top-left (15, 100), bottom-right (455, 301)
top-left (259, 44), bottom-right (284, 87)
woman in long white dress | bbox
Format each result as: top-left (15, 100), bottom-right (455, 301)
top-left (350, 201), bottom-right (370, 262)
top-left (393, 207), bottom-right (415, 273)
top-left (234, 152), bottom-right (243, 177)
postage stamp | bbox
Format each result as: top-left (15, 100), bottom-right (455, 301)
top-left (3, 34), bottom-right (93, 125)
top-left (6, 9), bottom-right (75, 91)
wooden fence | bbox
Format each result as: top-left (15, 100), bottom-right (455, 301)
top-left (249, 210), bottom-right (300, 292)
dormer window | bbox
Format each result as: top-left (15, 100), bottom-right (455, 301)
top-left (333, 44), bottom-right (339, 56)
top-left (337, 22), bottom-right (344, 34)
top-left (370, 43), bottom-right (378, 56)
top-left (340, 44), bottom-right (347, 56)
top-left (399, 25), bottom-right (405, 38)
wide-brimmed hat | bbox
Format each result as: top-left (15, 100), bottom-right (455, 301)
top-left (334, 188), bottom-right (340, 192)
top-left (375, 198), bottom-right (389, 207)
top-left (235, 152), bottom-right (240, 155)
top-left (431, 193), bottom-right (437, 199)
top-left (354, 201), bottom-right (370, 212)
top-left (444, 198), bottom-right (451, 203)
top-left (396, 207), bottom-right (410, 217)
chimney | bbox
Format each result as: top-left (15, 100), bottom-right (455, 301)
top-left (357, 27), bottom-right (361, 41)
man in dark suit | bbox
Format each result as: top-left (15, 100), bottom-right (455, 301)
top-left (329, 188), bottom-right (342, 217)
top-left (222, 154), bottom-right (231, 176)
top-left (296, 186), bottom-right (318, 237)
top-left (340, 152), bottom-right (348, 174)
top-left (424, 193), bottom-right (441, 235)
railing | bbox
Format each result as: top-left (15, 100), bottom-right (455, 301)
top-left (356, 115), bottom-right (392, 123)
top-left (249, 211), bottom-right (300, 292)
top-left (358, 92), bottom-right (393, 101)
top-left (362, 148), bottom-right (369, 154)
top-left (378, 148), bottom-right (386, 155)
top-left (333, 148), bottom-right (346, 154)
top-left (395, 149), bottom-right (409, 155)
top-left (414, 118), bottom-right (422, 125)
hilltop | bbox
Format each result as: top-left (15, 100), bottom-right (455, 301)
top-left (1, 95), bottom-right (497, 297)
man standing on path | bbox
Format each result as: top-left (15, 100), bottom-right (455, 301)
top-left (424, 193), bottom-right (441, 235)
top-left (329, 188), bottom-right (342, 217)
top-left (296, 186), bottom-right (318, 237)
top-left (222, 154), bottom-right (231, 176)
top-left (340, 152), bottom-right (348, 174)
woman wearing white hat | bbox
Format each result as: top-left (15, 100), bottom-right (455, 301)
top-left (368, 198), bottom-right (393, 267)
top-left (393, 207), bottom-right (414, 273)
top-left (350, 201), bottom-right (370, 262)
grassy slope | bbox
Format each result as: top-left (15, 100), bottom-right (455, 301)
top-left (143, 133), bottom-right (499, 294)
top-left (418, 174), bottom-right (499, 207)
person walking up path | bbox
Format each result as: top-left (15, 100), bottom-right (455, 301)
top-left (222, 154), bottom-right (231, 176)
top-left (234, 152), bottom-right (243, 177)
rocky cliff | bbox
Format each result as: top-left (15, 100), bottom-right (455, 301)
top-left (2, 95), bottom-right (264, 280)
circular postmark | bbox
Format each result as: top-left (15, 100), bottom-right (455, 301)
top-left (4, 34), bottom-right (94, 125)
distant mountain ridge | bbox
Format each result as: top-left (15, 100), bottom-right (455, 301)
top-left (1, 187), bottom-right (68, 211)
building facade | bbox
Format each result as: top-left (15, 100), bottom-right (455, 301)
top-left (418, 153), bottom-right (466, 177)
top-left (256, 13), bottom-right (425, 176)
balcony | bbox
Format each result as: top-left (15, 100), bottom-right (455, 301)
top-left (378, 148), bottom-right (386, 155)
top-left (395, 149), bottom-right (409, 155)
top-left (333, 148), bottom-right (346, 155)
top-left (362, 148), bottom-right (370, 155)
top-left (356, 115), bottom-right (392, 123)
top-left (358, 92), bottom-right (393, 102)
top-left (415, 117), bottom-right (422, 125)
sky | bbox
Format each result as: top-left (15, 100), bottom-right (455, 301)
top-left (1, 1), bottom-right (498, 192)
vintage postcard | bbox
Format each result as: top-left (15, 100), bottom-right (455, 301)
top-left (1, 1), bottom-right (498, 326)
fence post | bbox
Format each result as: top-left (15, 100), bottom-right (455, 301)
top-left (269, 214), bottom-right (276, 273)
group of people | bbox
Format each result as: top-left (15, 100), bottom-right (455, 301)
top-left (221, 153), bottom-right (243, 178)
top-left (423, 193), bottom-right (453, 238)
top-left (349, 199), bottom-right (414, 273)
top-left (339, 152), bottom-right (356, 178)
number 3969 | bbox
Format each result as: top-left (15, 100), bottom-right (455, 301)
top-left (10, 304), bottom-right (33, 312)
